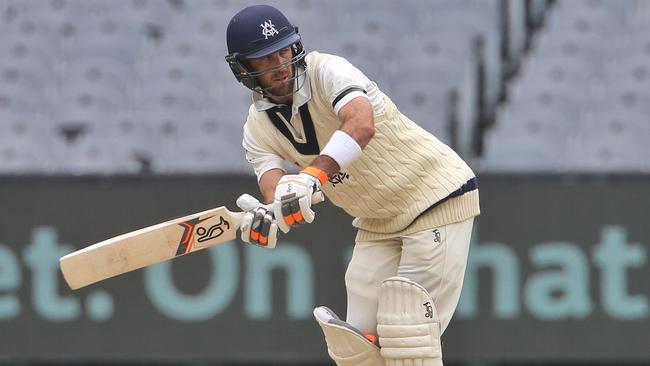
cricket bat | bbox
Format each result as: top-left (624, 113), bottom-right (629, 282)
top-left (59, 205), bottom-right (245, 290)
top-left (60, 193), bottom-right (323, 290)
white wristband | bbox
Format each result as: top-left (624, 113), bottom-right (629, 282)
top-left (320, 130), bottom-right (362, 169)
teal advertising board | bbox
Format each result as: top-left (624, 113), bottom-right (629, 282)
top-left (0, 175), bottom-right (648, 364)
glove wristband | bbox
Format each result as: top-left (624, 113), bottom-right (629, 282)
top-left (301, 166), bottom-right (329, 185)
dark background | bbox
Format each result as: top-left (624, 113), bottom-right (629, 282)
top-left (1, 174), bottom-right (648, 365)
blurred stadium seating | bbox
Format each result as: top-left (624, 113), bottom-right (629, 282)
top-left (1, 0), bottom-right (646, 175)
top-left (480, 0), bottom-right (650, 173)
top-left (0, 0), bottom-right (515, 174)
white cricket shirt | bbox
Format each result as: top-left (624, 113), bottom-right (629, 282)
top-left (242, 52), bottom-right (479, 237)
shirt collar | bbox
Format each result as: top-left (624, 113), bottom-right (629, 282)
top-left (252, 66), bottom-right (311, 115)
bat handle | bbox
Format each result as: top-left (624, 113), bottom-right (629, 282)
top-left (237, 191), bottom-right (325, 213)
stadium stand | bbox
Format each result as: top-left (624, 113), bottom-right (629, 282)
top-left (0, 0), bottom-right (550, 174)
top-left (0, 113), bottom-right (56, 173)
top-left (480, 0), bottom-right (650, 173)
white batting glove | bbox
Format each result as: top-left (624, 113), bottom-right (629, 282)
top-left (273, 167), bottom-right (328, 233)
top-left (236, 194), bottom-right (278, 249)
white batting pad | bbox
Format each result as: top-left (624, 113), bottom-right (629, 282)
top-left (377, 277), bottom-right (443, 366)
top-left (313, 306), bottom-right (384, 366)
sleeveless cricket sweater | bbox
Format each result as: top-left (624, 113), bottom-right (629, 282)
top-left (244, 52), bottom-right (480, 241)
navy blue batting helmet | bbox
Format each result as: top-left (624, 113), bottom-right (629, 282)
top-left (225, 5), bottom-right (306, 94)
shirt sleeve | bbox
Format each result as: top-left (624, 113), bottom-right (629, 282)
top-left (318, 56), bottom-right (371, 113)
top-left (316, 55), bottom-right (385, 116)
top-left (243, 121), bottom-right (286, 182)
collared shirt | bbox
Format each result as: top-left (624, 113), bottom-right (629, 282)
top-left (242, 51), bottom-right (479, 235)
top-left (243, 52), bottom-right (383, 181)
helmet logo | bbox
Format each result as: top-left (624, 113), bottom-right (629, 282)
top-left (260, 19), bottom-right (279, 39)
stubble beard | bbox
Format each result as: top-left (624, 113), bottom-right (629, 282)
top-left (268, 79), bottom-right (294, 98)
top-left (265, 67), bottom-right (295, 100)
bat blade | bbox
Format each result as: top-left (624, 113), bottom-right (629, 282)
top-left (60, 207), bottom-right (243, 290)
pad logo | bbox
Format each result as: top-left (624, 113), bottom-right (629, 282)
top-left (260, 20), bottom-right (279, 39)
top-left (423, 302), bottom-right (434, 318)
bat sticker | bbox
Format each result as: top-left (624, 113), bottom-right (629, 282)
top-left (197, 216), bottom-right (230, 243)
top-left (175, 216), bottom-right (212, 256)
top-left (175, 216), bottom-right (232, 256)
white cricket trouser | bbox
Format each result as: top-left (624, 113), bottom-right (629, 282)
top-left (344, 217), bottom-right (474, 336)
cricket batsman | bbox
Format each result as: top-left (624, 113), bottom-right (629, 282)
top-left (225, 5), bottom-right (480, 366)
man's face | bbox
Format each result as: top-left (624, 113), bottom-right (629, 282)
top-left (247, 47), bottom-right (294, 100)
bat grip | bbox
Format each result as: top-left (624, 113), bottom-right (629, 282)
top-left (238, 190), bottom-right (324, 214)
